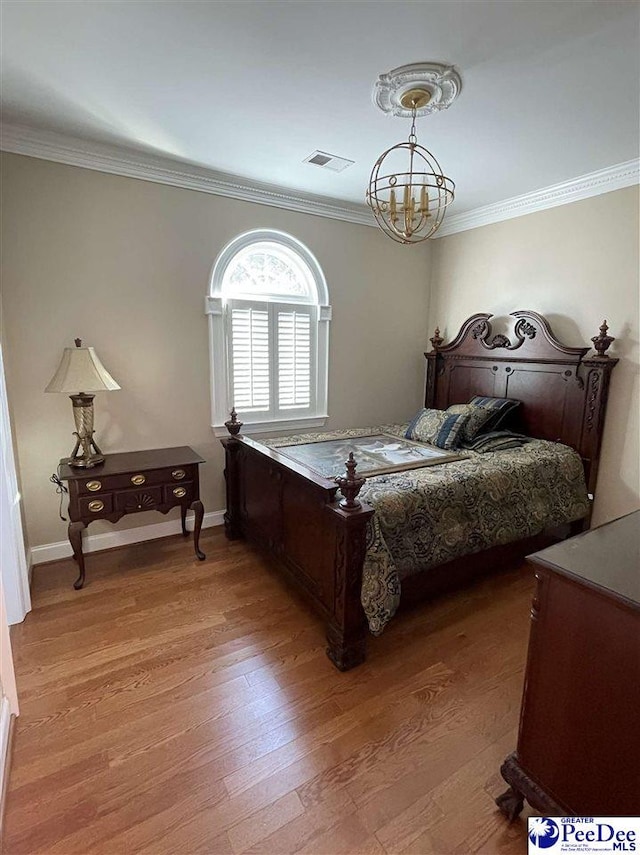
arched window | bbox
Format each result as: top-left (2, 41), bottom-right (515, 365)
top-left (206, 230), bottom-right (331, 434)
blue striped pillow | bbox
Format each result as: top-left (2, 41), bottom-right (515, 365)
top-left (446, 403), bottom-right (495, 442)
top-left (468, 396), bottom-right (521, 430)
top-left (405, 408), bottom-right (469, 449)
top-left (464, 430), bottom-right (530, 452)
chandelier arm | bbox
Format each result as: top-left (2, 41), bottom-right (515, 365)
top-left (413, 209), bottom-right (429, 234)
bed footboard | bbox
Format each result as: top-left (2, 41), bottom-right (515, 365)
top-left (222, 426), bottom-right (374, 670)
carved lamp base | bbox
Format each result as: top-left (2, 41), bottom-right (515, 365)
top-left (67, 394), bottom-right (105, 468)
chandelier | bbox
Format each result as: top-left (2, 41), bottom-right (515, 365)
top-left (366, 63), bottom-right (460, 245)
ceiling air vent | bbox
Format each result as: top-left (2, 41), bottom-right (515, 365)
top-left (304, 150), bottom-right (354, 173)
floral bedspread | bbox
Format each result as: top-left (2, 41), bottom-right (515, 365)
top-left (266, 425), bottom-right (589, 636)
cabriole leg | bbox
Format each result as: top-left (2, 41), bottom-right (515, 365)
top-left (190, 499), bottom-right (206, 560)
top-left (68, 521), bottom-right (86, 590)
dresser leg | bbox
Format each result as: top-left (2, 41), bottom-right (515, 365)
top-left (68, 521), bottom-right (87, 590)
top-left (180, 503), bottom-right (188, 537)
top-left (190, 500), bottom-right (206, 560)
top-left (495, 786), bottom-right (525, 822)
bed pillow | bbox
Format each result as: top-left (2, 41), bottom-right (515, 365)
top-left (463, 430), bottom-right (530, 453)
top-left (446, 403), bottom-right (495, 443)
top-left (405, 408), bottom-right (469, 449)
top-left (467, 396), bottom-right (521, 430)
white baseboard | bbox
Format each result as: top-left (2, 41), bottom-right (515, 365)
top-left (30, 509), bottom-right (226, 565)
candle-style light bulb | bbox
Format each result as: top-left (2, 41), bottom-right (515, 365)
top-left (390, 188), bottom-right (397, 223)
top-left (420, 185), bottom-right (427, 214)
top-left (403, 184), bottom-right (411, 235)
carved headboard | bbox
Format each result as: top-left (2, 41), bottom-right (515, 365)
top-left (424, 311), bottom-right (618, 498)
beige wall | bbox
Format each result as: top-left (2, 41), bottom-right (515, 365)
top-left (429, 186), bottom-right (640, 526)
top-left (1, 153), bottom-right (431, 549)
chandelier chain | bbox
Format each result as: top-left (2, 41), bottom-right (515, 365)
top-left (408, 105), bottom-right (418, 146)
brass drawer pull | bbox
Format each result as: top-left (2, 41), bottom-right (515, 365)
top-left (131, 474), bottom-right (146, 485)
top-left (173, 486), bottom-right (187, 498)
top-left (172, 469), bottom-right (186, 480)
top-left (86, 480), bottom-right (102, 492)
top-left (88, 500), bottom-right (104, 513)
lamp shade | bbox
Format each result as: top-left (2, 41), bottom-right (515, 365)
top-left (45, 340), bottom-right (120, 393)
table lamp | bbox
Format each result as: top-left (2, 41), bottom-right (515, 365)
top-left (45, 338), bottom-right (120, 468)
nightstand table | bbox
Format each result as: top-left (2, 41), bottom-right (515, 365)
top-left (58, 446), bottom-right (206, 589)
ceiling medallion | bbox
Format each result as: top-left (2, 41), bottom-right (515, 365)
top-left (366, 62), bottom-right (460, 245)
top-left (373, 62), bottom-right (462, 119)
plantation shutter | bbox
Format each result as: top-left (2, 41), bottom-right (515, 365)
top-left (277, 308), bottom-right (313, 410)
top-left (228, 303), bottom-right (270, 411)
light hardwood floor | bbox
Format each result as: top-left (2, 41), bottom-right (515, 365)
top-left (3, 528), bottom-right (537, 854)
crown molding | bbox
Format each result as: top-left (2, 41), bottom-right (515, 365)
top-left (0, 123), bottom-right (375, 228)
top-left (436, 158), bottom-right (640, 237)
top-left (1, 123), bottom-right (637, 237)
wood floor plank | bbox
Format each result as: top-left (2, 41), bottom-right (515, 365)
top-left (354, 725), bottom-right (482, 842)
top-left (3, 529), bottom-right (533, 855)
top-left (295, 815), bottom-right (387, 855)
top-left (225, 662), bottom-right (454, 799)
top-left (374, 729), bottom-right (517, 853)
top-left (227, 791), bottom-right (305, 854)
top-left (243, 789), bottom-right (359, 855)
top-left (139, 825), bottom-right (235, 855)
top-left (297, 672), bottom-right (462, 810)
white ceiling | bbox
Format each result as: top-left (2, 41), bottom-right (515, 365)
top-left (1, 0), bottom-right (639, 215)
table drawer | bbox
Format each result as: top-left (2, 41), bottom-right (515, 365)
top-left (79, 494), bottom-right (114, 516)
top-left (114, 486), bottom-right (163, 513)
top-left (77, 465), bottom-right (197, 495)
top-left (163, 482), bottom-right (194, 504)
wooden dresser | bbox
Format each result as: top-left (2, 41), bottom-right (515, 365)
top-left (59, 446), bottom-right (206, 590)
top-left (496, 510), bottom-right (640, 819)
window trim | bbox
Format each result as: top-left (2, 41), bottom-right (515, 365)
top-left (206, 229), bottom-right (331, 435)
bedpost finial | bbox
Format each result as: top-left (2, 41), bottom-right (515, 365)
top-left (430, 327), bottom-right (444, 351)
top-left (591, 320), bottom-right (615, 359)
top-left (335, 452), bottom-right (365, 511)
top-left (225, 407), bottom-right (243, 436)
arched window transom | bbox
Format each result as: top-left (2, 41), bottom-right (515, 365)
top-left (222, 242), bottom-right (317, 304)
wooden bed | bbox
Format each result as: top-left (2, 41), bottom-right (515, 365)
top-left (221, 310), bottom-right (618, 670)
